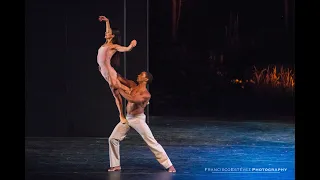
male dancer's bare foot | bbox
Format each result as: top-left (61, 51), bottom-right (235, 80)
top-left (167, 165), bottom-right (176, 173)
top-left (108, 166), bottom-right (121, 171)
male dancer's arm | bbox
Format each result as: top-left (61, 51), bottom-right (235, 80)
top-left (118, 89), bottom-right (150, 104)
top-left (117, 74), bottom-right (137, 88)
top-left (98, 67), bottom-right (131, 93)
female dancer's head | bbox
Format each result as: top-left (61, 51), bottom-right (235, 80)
top-left (105, 32), bottom-right (113, 39)
top-left (105, 28), bottom-right (121, 45)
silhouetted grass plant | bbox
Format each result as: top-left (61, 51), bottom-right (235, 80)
top-left (232, 65), bottom-right (295, 95)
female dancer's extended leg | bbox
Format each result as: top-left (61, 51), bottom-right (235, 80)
top-left (111, 88), bottom-right (128, 124)
top-left (99, 66), bottom-right (129, 124)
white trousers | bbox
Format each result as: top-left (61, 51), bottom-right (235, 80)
top-left (108, 113), bottom-right (173, 169)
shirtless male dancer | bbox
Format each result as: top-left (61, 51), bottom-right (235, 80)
top-left (97, 16), bottom-right (137, 124)
top-left (108, 71), bottom-right (176, 173)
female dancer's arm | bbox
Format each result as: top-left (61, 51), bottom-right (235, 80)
top-left (99, 16), bottom-right (112, 34)
top-left (113, 40), bottom-right (137, 52)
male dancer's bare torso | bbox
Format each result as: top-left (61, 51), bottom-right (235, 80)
top-left (126, 87), bottom-right (150, 115)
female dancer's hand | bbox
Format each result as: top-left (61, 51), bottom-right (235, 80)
top-left (99, 16), bottom-right (109, 22)
top-left (130, 40), bottom-right (137, 47)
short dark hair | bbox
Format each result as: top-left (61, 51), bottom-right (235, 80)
top-left (145, 71), bottom-right (153, 84)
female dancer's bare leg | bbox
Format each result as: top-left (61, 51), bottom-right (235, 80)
top-left (99, 66), bottom-right (130, 124)
top-left (111, 88), bottom-right (128, 124)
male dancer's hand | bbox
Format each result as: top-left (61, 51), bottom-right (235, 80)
top-left (99, 16), bottom-right (109, 22)
top-left (125, 88), bottom-right (132, 94)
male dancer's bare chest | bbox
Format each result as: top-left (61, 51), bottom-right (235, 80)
top-left (130, 89), bottom-right (140, 96)
top-left (130, 85), bottom-right (145, 96)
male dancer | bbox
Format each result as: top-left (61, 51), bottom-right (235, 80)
top-left (108, 72), bottom-right (176, 173)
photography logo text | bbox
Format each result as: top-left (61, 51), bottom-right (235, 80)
top-left (204, 167), bottom-right (288, 173)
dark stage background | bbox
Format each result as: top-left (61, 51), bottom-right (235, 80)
top-left (148, 0), bottom-right (294, 118)
top-left (25, 0), bottom-right (148, 137)
top-left (26, 0), bottom-right (294, 137)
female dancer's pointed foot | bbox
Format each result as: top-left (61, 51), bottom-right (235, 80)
top-left (120, 116), bottom-right (128, 124)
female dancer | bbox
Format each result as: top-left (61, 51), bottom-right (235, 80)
top-left (97, 16), bottom-right (137, 124)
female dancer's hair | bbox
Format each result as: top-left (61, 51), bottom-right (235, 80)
top-left (111, 28), bottom-right (121, 68)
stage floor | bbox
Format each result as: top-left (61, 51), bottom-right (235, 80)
top-left (25, 117), bottom-right (295, 180)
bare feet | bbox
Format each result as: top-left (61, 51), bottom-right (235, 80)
top-left (108, 166), bottom-right (121, 171)
top-left (167, 165), bottom-right (176, 173)
top-left (120, 116), bottom-right (128, 124)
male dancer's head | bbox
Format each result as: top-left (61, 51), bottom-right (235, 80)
top-left (137, 71), bottom-right (153, 85)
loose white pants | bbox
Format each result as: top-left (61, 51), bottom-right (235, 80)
top-left (108, 113), bottom-right (173, 169)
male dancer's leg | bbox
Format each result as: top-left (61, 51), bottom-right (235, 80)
top-left (108, 122), bottom-right (130, 170)
top-left (127, 114), bottom-right (173, 169)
